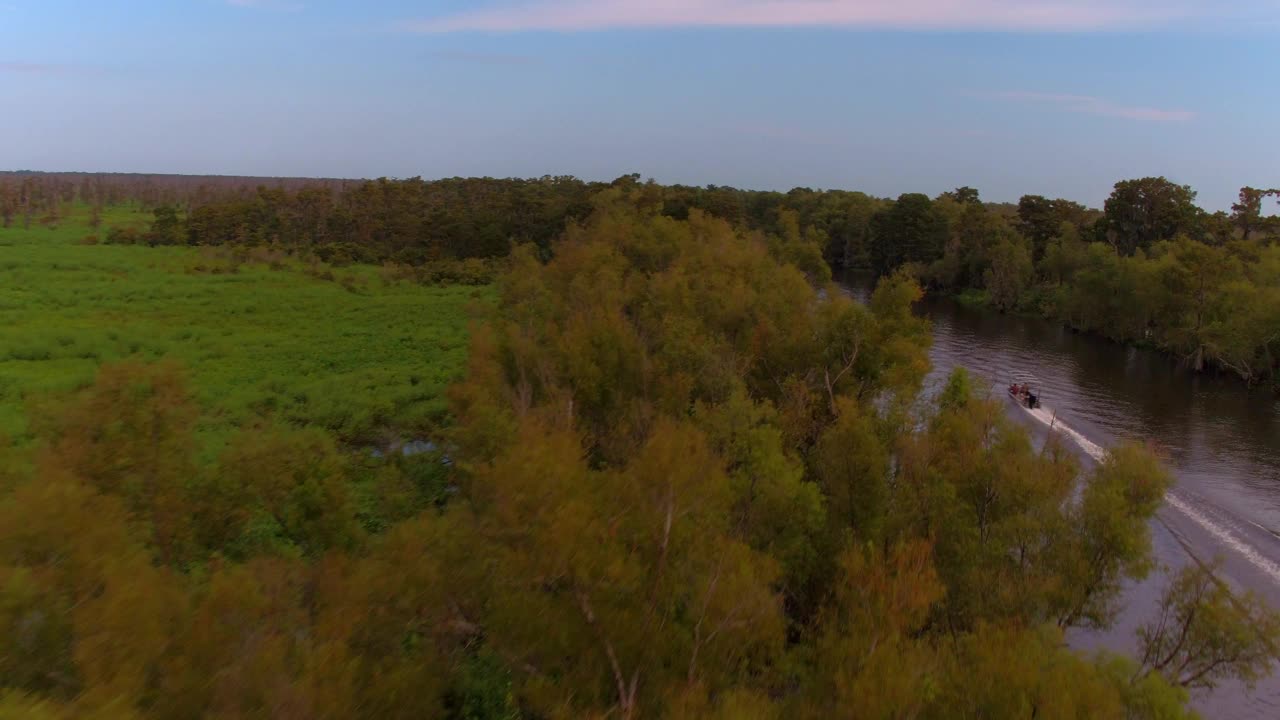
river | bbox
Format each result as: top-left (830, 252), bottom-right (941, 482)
top-left (845, 275), bottom-right (1280, 719)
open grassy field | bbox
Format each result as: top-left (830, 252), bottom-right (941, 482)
top-left (0, 205), bottom-right (489, 447)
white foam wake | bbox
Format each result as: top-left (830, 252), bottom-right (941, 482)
top-left (1017, 403), bottom-right (1280, 588)
top-left (1164, 493), bottom-right (1280, 585)
top-left (1025, 406), bottom-right (1107, 461)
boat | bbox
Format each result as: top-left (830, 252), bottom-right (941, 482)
top-left (1007, 382), bottom-right (1040, 409)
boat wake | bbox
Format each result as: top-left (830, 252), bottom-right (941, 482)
top-left (1163, 493), bottom-right (1280, 585)
top-left (1025, 406), bottom-right (1106, 461)
top-left (1017, 402), bottom-right (1280, 588)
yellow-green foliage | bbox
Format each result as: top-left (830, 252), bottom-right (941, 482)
top-left (0, 206), bottom-right (488, 443)
top-left (1, 197), bottom-right (1274, 720)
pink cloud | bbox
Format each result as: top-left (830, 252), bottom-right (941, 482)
top-left (989, 91), bottom-right (1195, 122)
top-left (404, 0), bottom-right (1217, 33)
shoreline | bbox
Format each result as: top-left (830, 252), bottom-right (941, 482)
top-left (927, 286), bottom-right (1279, 394)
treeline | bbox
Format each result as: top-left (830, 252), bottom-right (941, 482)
top-left (0, 171), bottom-right (351, 221)
top-left (863, 179), bottom-right (1280, 387)
top-left (0, 169), bottom-right (869, 266)
top-left (4, 189), bottom-right (1278, 718)
top-left (119, 173), bottom-right (883, 267)
top-left (139, 172), bottom-right (1279, 387)
top-left (173, 176), bottom-right (602, 264)
top-left (14, 169), bottom-right (1279, 385)
top-left (0, 171), bottom-right (354, 236)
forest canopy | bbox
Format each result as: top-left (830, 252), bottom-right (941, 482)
top-left (3, 182), bottom-right (1278, 718)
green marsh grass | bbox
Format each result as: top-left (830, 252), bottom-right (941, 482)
top-left (0, 205), bottom-right (488, 447)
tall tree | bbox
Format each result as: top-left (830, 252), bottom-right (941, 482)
top-left (1101, 177), bottom-right (1201, 255)
top-left (1017, 194), bottom-right (1090, 260)
top-left (869, 193), bottom-right (949, 276)
top-left (1231, 186), bottom-right (1267, 241)
top-left (943, 186), bottom-right (982, 206)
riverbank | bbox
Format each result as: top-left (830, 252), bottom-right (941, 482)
top-left (900, 284), bottom-right (1280, 719)
top-left (933, 285), bottom-right (1279, 393)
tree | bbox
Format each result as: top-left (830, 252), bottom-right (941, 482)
top-left (694, 391), bottom-right (824, 607)
top-left (0, 692), bottom-right (73, 720)
top-left (1017, 194), bottom-right (1090, 260)
top-left (812, 397), bottom-right (888, 542)
top-left (444, 652), bottom-right (520, 720)
top-left (205, 425), bottom-right (361, 558)
top-left (1231, 186), bottom-right (1267, 241)
top-left (1142, 238), bottom-right (1242, 371)
top-left (40, 196), bottom-right (61, 229)
top-left (802, 541), bottom-right (943, 719)
top-left (769, 209), bottom-right (831, 286)
top-left (1201, 210), bottom-right (1236, 246)
top-left (930, 201), bottom-right (1016, 289)
top-left (869, 193), bottom-right (949, 276)
top-left (1039, 221), bottom-right (1089, 285)
top-left (1136, 562), bottom-right (1280, 691)
top-left (943, 186), bottom-right (982, 206)
top-left (1055, 444), bottom-right (1172, 629)
top-left (0, 182), bottom-right (15, 228)
top-left (471, 420), bottom-right (784, 718)
top-left (983, 236), bottom-right (1034, 310)
top-left (148, 205), bottom-right (182, 245)
top-left (20, 178), bottom-right (34, 230)
top-left (897, 370), bottom-right (1079, 630)
top-left (0, 471), bottom-right (182, 713)
top-left (937, 624), bottom-right (1135, 719)
top-left (1101, 177), bottom-right (1201, 255)
top-left (151, 556), bottom-right (358, 720)
top-left (1203, 282), bottom-right (1280, 384)
top-left (32, 361), bottom-right (198, 565)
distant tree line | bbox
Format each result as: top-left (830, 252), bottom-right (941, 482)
top-left (868, 179), bottom-right (1280, 388)
top-left (8, 170), bottom-right (1277, 385)
top-left (0, 170), bottom-right (351, 213)
top-left (114, 173), bottom-right (887, 267)
top-left (0, 171), bottom-right (882, 266)
top-left (174, 177), bottom-right (601, 264)
top-left (140, 172), bottom-right (1279, 387)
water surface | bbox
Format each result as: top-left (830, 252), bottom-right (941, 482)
top-left (846, 275), bottom-right (1280, 718)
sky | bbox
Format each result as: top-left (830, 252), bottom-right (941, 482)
top-left (1, 1), bottom-right (1278, 210)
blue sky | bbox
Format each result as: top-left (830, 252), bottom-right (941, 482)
top-left (1, 1), bottom-right (1277, 209)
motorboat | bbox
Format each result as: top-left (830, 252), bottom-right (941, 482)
top-left (1007, 383), bottom-right (1040, 409)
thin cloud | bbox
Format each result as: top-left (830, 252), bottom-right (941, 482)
top-left (425, 49), bottom-right (540, 66)
top-left (403, 0), bottom-right (1239, 33)
top-left (989, 91), bottom-right (1195, 122)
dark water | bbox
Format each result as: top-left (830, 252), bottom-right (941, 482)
top-left (845, 276), bottom-right (1280, 718)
